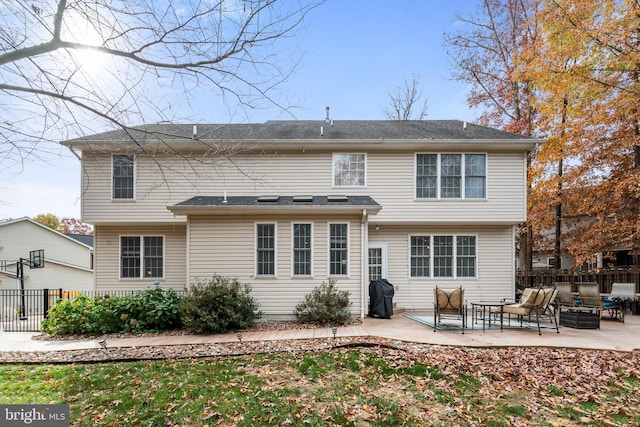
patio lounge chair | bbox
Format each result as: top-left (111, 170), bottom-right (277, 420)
top-left (433, 286), bottom-right (466, 334)
top-left (501, 286), bottom-right (559, 335)
top-left (606, 282), bottom-right (636, 323)
top-left (578, 282), bottom-right (620, 319)
top-left (540, 286), bottom-right (560, 327)
top-left (554, 282), bottom-right (576, 308)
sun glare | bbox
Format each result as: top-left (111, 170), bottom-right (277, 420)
top-left (62, 11), bottom-right (111, 73)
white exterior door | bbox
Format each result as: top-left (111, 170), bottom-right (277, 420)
top-left (368, 242), bottom-right (387, 281)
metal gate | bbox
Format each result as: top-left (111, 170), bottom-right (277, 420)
top-left (0, 288), bottom-right (62, 332)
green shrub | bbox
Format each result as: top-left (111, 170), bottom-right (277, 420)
top-left (294, 280), bottom-right (352, 325)
top-left (116, 288), bottom-right (182, 333)
top-left (180, 275), bottom-right (262, 334)
top-left (41, 288), bottom-right (182, 336)
top-left (41, 295), bottom-right (106, 336)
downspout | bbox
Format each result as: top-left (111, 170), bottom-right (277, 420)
top-left (361, 209), bottom-right (368, 318)
top-left (185, 215), bottom-right (191, 287)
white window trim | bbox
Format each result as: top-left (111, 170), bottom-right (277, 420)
top-left (255, 222), bottom-right (277, 278)
top-left (291, 222), bottom-right (314, 277)
top-left (414, 153), bottom-right (487, 200)
top-left (332, 153), bottom-right (367, 188)
top-left (111, 154), bottom-right (136, 201)
top-left (407, 233), bottom-right (478, 280)
top-left (118, 234), bottom-right (165, 280)
top-left (328, 222), bottom-right (350, 277)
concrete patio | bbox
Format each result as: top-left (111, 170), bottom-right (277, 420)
top-left (1, 310), bottom-right (639, 355)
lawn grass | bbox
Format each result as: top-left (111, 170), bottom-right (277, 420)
top-left (1, 347), bottom-right (639, 426)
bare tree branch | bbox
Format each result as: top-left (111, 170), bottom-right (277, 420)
top-left (381, 73), bottom-right (429, 121)
top-left (0, 0), bottom-right (324, 179)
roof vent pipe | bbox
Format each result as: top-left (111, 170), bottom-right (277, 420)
top-left (192, 125), bottom-right (198, 139)
top-left (320, 126), bottom-right (324, 136)
top-left (462, 121), bottom-right (468, 131)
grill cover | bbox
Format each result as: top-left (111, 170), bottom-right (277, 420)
top-left (369, 279), bottom-right (395, 318)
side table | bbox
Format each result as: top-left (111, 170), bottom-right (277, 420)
top-left (470, 301), bottom-right (506, 332)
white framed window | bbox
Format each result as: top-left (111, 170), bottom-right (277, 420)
top-left (433, 235), bottom-right (454, 277)
top-left (415, 153), bottom-right (486, 199)
top-left (256, 223), bottom-right (276, 276)
top-left (120, 235), bottom-right (164, 279)
top-left (333, 153), bottom-right (366, 187)
top-left (410, 235), bottom-right (430, 277)
top-left (329, 223), bottom-right (349, 276)
top-left (409, 234), bottom-right (477, 278)
top-left (456, 236), bottom-right (477, 277)
top-left (464, 154), bottom-right (487, 198)
top-left (292, 223), bottom-right (312, 276)
top-left (112, 154), bottom-right (135, 200)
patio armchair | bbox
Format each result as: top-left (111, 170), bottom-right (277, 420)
top-left (501, 286), bottom-right (559, 335)
top-left (433, 286), bottom-right (466, 334)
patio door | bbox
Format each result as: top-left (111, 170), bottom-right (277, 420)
top-left (368, 242), bottom-right (387, 281)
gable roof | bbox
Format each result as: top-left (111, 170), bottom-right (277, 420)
top-left (63, 120), bottom-right (541, 152)
top-left (0, 217), bottom-right (93, 250)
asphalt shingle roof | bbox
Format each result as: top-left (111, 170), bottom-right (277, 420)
top-left (64, 233), bottom-right (94, 247)
top-left (170, 195), bottom-right (380, 209)
top-left (66, 120), bottom-right (536, 143)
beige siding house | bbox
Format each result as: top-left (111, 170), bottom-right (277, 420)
top-left (0, 217), bottom-right (94, 291)
top-left (64, 121), bottom-right (539, 319)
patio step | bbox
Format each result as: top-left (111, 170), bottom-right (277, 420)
top-left (393, 303), bottom-right (405, 314)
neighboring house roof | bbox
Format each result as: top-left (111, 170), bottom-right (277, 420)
top-left (0, 217), bottom-right (93, 250)
top-left (64, 233), bottom-right (94, 248)
top-left (63, 120), bottom-right (541, 147)
top-left (169, 195), bottom-right (382, 215)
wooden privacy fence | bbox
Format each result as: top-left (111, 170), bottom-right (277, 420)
top-left (0, 288), bottom-right (186, 332)
top-left (517, 269), bottom-right (640, 293)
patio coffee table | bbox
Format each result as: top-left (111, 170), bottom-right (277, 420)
top-left (470, 301), bottom-right (506, 332)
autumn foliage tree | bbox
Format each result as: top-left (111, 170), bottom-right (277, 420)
top-left (34, 213), bottom-right (93, 234)
top-left (34, 213), bottom-right (61, 231)
top-left (444, 0), bottom-right (539, 273)
top-left (525, 0), bottom-right (640, 268)
top-left (60, 217), bottom-right (94, 235)
top-left (448, 0), bottom-right (640, 270)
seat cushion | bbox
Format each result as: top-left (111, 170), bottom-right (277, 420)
top-left (502, 304), bottom-right (531, 316)
top-left (519, 288), bottom-right (540, 307)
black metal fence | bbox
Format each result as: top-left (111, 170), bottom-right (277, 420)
top-left (0, 289), bottom-right (47, 332)
top-left (0, 288), bottom-right (186, 332)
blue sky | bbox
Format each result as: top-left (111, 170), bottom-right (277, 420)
top-left (0, 0), bottom-right (480, 220)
